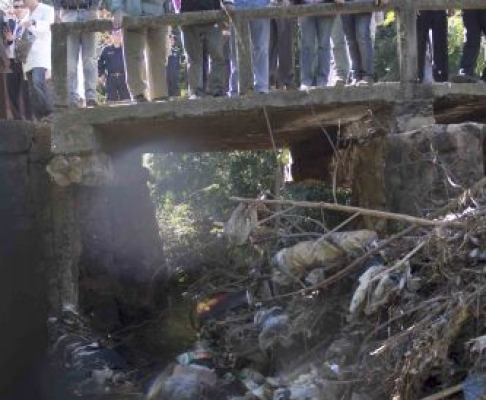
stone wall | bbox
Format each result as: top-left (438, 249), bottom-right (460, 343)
top-left (0, 121), bottom-right (52, 399)
top-left (341, 122), bottom-right (486, 229)
top-left (384, 123), bottom-right (486, 217)
top-left (0, 122), bottom-right (165, 397)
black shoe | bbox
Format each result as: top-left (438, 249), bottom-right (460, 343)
top-left (86, 99), bottom-right (99, 107)
top-left (451, 71), bottom-right (479, 83)
top-left (134, 94), bottom-right (148, 103)
top-left (213, 91), bottom-right (227, 98)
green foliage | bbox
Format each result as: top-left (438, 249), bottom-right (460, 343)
top-left (147, 151), bottom-right (276, 220)
top-left (374, 13), bottom-right (399, 81)
top-left (146, 151), bottom-right (276, 269)
top-left (374, 11), bottom-right (486, 81)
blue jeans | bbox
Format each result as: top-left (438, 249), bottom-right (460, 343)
top-left (61, 9), bottom-right (98, 102)
top-left (342, 13), bottom-right (374, 80)
top-left (230, 0), bottom-right (270, 93)
top-left (331, 16), bottom-right (349, 81)
top-left (299, 15), bottom-right (335, 87)
top-left (26, 67), bottom-right (52, 119)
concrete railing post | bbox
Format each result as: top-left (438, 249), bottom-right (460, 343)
top-left (51, 24), bottom-right (70, 109)
top-left (234, 16), bottom-right (253, 95)
top-left (396, 0), bottom-right (418, 84)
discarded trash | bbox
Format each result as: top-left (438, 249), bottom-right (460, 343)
top-left (225, 203), bottom-right (258, 245)
top-left (254, 307), bottom-right (292, 350)
top-left (272, 230), bottom-right (378, 285)
top-left (148, 364), bottom-right (218, 400)
top-left (463, 374), bottom-right (486, 400)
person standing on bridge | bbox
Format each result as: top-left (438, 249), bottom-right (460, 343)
top-left (296, 0), bottom-right (342, 90)
top-left (229, 0), bottom-right (271, 94)
top-left (341, 0), bottom-right (384, 86)
top-left (452, 9), bottom-right (486, 83)
top-left (4, 1), bottom-right (33, 119)
top-left (416, 10), bottom-right (448, 83)
top-left (54, 0), bottom-right (101, 108)
top-left (22, 0), bottom-right (54, 122)
top-left (112, 0), bottom-right (170, 102)
top-left (98, 30), bottom-right (131, 102)
top-left (179, 0), bottom-right (232, 98)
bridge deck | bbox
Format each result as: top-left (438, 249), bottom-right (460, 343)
top-left (52, 83), bottom-right (486, 154)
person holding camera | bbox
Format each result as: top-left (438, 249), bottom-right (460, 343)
top-left (3, 1), bottom-right (32, 119)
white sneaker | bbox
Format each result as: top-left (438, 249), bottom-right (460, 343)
top-left (356, 76), bottom-right (374, 86)
top-left (299, 84), bottom-right (312, 91)
top-left (188, 94), bottom-right (199, 100)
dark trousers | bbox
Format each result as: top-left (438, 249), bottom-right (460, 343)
top-left (269, 18), bottom-right (295, 88)
top-left (0, 74), bottom-right (7, 119)
top-left (459, 9), bottom-right (486, 76)
top-left (417, 10), bottom-right (448, 82)
top-left (26, 68), bottom-right (52, 119)
top-left (6, 59), bottom-right (32, 120)
top-left (167, 54), bottom-right (181, 97)
top-left (106, 74), bottom-right (130, 101)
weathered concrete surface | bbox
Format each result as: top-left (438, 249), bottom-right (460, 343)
top-left (0, 121), bottom-right (165, 397)
top-left (384, 123), bottom-right (486, 217)
top-left (0, 121), bottom-right (51, 400)
top-left (339, 122), bottom-right (486, 231)
top-left (51, 83), bottom-right (486, 155)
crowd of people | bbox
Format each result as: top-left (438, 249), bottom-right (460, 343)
top-left (1, 0), bottom-right (486, 121)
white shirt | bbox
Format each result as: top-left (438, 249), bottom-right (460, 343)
top-left (23, 2), bottom-right (54, 72)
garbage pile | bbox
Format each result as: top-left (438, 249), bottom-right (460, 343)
top-left (149, 178), bottom-right (486, 400)
top-left (46, 303), bottom-right (143, 399)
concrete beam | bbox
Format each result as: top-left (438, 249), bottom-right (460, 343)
top-left (50, 83), bottom-right (486, 155)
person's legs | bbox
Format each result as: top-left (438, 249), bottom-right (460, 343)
top-left (146, 26), bottom-right (169, 99)
top-left (249, 18), bottom-right (270, 93)
top-left (430, 10), bottom-right (448, 82)
top-left (315, 15), bottom-right (334, 87)
top-left (331, 16), bottom-right (349, 83)
top-left (27, 68), bottom-right (52, 119)
top-left (342, 14), bottom-right (361, 82)
top-left (123, 28), bottom-right (146, 98)
top-left (61, 10), bottom-right (82, 104)
top-left (229, 25), bottom-right (239, 95)
top-left (105, 75), bottom-right (117, 101)
top-left (299, 16), bottom-right (317, 87)
top-left (205, 23), bottom-right (226, 96)
top-left (416, 11), bottom-right (430, 83)
top-left (6, 60), bottom-right (22, 119)
top-left (21, 73), bottom-right (32, 120)
top-left (268, 19), bottom-right (278, 88)
top-left (459, 10), bottom-right (481, 76)
top-left (479, 10), bottom-right (486, 40)
top-left (354, 13), bottom-right (373, 80)
top-left (275, 18), bottom-right (295, 88)
top-left (182, 25), bottom-right (204, 97)
top-left (117, 75), bottom-right (131, 101)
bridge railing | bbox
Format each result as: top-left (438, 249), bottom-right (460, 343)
top-left (51, 0), bottom-right (486, 109)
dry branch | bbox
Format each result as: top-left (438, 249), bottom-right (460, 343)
top-left (418, 384), bottom-right (463, 400)
top-left (230, 197), bottom-right (465, 228)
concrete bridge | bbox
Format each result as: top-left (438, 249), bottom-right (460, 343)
top-left (50, 0), bottom-right (486, 155)
top-left (1, 2), bottom-right (486, 397)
